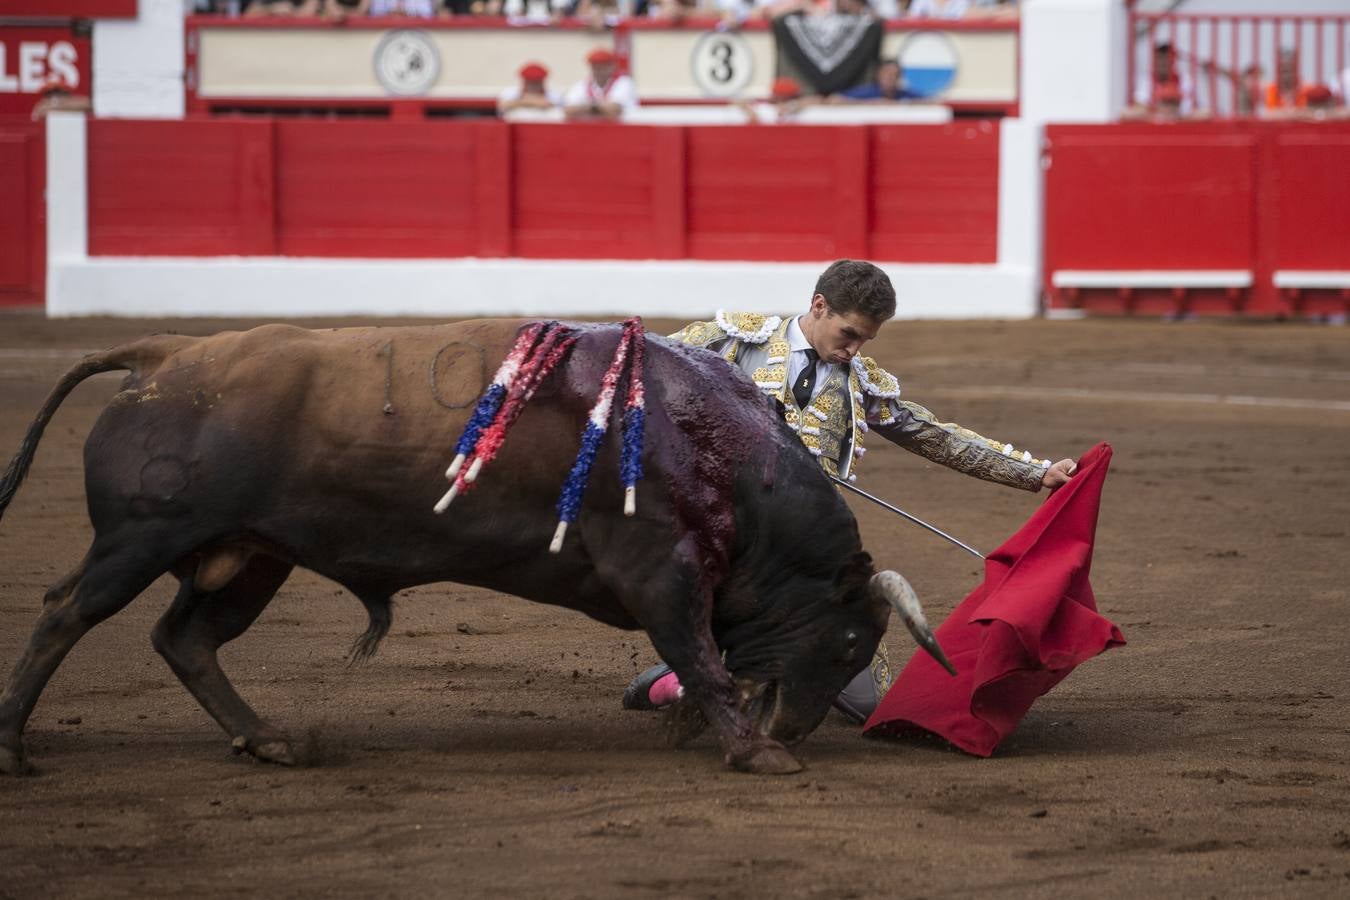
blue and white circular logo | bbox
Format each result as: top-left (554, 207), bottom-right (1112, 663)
top-left (899, 31), bottom-right (959, 98)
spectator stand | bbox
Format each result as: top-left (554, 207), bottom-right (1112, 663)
top-left (1041, 5), bottom-right (1350, 321)
top-left (183, 14), bottom-right (1020, 119)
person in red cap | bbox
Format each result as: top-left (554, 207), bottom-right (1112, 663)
top-left (497, 61), bottom-right (562, 116)
top-left (1299, 83), bottom-right (1346, 120)
top-left (739, 75), bottom-right (820, 124)
top-left (563, 47), bottom-right (638, 121)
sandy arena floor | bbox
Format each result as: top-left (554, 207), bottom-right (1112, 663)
top-left (1, 312), bottom-right (1348, 898)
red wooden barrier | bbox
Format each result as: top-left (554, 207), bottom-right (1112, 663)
top-left (1044, 121), bottom-right (1350, 318)
top-left (84, 119), bottom-right (1003, 266)
top-left (870, 120), bottom-right (1000, 263)
top-left (88, 118), bottom-right (275, 256)
top-left (0, 119), bottom-right (43, 307)
top-left (1269, 128), bottom-right (1350, 270)
top-left (274, 120), bottom-right (499, 258)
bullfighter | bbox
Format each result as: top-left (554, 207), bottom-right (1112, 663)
top-left (624, 259), bottom-right (1078, 721)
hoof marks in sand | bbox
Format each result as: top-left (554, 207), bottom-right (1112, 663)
top-left (231, 735), bottom-right (300, 767)
top-left (0, 745), bottom-right (32, 777)
top-left (728, 742), bottom-right (803, 776)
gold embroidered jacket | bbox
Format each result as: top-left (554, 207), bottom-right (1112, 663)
top-left (671, 310), bottom-right (1049, 491)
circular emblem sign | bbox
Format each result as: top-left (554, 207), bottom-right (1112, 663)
top-left (374, 30), bottom-right (441, 97)
top-left (899, 31), bottom-right (959, 98)
top-left (691, 31), bottom-right (754, 98)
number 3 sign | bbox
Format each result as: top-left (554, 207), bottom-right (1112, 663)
top-left (690, 31), bottom-right (754, 98)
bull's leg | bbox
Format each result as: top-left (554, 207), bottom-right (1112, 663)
top-left (618, 539), bottom-right (802, 776)
top-left (0, 544), bottom-right (165, 775)
top-left (150, 555), bottom-right (297, 766)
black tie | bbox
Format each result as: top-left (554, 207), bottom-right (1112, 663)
top-left (793, 349), bottom-right (819, 410)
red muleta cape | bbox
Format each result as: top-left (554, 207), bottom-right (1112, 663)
top-left (864, 442), bottom-right (1126, 757)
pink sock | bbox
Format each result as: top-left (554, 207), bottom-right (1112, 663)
top-left (648, 671), bottom-right (683, 707)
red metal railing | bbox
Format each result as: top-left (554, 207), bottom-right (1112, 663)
top-left (1126, 2), bottom-right (1349, 117)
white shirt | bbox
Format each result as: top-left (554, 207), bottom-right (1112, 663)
top-left (1133, 68), bottom-right (1195, 115)
top-left (786, 316), bottom-right (836, 405)
top-left (563, 74), bottom-right (639, 111)
top-left (908, 0), bottom-right (970, 18)
top-left (369, 0), bottom-right (436, 15)
top-left (497, 85), bottom-right (563, 108)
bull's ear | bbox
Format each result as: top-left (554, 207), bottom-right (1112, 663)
top-left (833, 551), bottom-right (874, 605)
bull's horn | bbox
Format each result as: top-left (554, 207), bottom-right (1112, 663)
top-left (870, 571), bottom-right (958, 677)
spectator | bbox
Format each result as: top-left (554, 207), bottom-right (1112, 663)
top-left (1264, 48), bottom-right (1310, 112)
top-left (563, 48), bottom-right (638, 121)
top-left (365, 0), bottom-right (439, 14)
top-left (30, 74), bottom-right (91, 121)
top-left (716, 0), bottom-right (809, 26)
top-left (1300, 84), bottom-right (1346, 121)
top-left (739, 76), bottom-right (818, 123)
top-left (1129, 41), bottom-right (1193, 116)
top-left (835, 58), bottom-right (917, 101)
top-left (907, 0), bottom-right (968, 19)
top-left (498, 62), bottom-right (562, 116)
top-left (1236, 63), bottom-right (1263, 117)
top-left (243, 0), bottom-right (321, 15)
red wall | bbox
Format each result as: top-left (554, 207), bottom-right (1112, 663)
top-left (84, 118), bottom-right (1001, 265)
top-left (0, 119), bottom-right (43, 307)
top-left (1044, 121), bottom-right (1350, 316)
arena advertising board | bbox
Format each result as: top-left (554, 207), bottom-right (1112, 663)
top-left (189, 19), bottom-right (1017, 111)
top-left (0, 26), bottom-right (91, 116)
top-left (0, 1), bottom-right (136, 16)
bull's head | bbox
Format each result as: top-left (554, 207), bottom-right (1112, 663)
top-left (720, 553), bottom-right (955, 747)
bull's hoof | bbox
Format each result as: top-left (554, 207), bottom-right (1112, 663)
top-left (231, 735), bottom-right (299, 767)
top-left (0, 743), bottom-right (32, 777)
top-left (727, 742), bottom-right (803, 776)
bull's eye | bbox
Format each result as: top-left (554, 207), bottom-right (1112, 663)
top-left (845, 631), bottom-right (859, 650)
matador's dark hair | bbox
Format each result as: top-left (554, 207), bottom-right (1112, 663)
top-left (813, 260), bottom-right (897, 322)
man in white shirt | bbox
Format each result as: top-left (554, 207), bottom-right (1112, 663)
top-left (497, 62), bottom-right (563, 116)
top-left (563, 48), bottom-right (639, 121)
top-left (622, 259), bottom-right (1077, 721)
top-left (1129, 40), bottom-right (1195, 117)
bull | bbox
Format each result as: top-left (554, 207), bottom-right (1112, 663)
top-left (0, 320), bottom-right (949, 776)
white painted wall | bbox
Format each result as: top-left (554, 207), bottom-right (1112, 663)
top-left (46, 257), bottom-right (1036, 320)
top-left (93, 0), bottom-right (186, 118)
top-left (1022, 0), bottom-right (1128, 125)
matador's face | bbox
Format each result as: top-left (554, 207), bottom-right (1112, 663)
top-left (804, 295), bottom-right (883, 366)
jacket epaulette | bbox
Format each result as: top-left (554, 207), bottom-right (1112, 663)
top-left (851, 355), bottom-right (901, 399)
top-left (713, 310), bottom-right (782, 345)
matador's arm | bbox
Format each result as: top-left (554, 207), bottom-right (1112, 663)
top-left (867, 397), bottom-right (1050, 492)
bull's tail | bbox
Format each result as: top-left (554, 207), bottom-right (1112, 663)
top-left (0, 335), bottom-right (194, 525)
top-left (346, 594), bottom-right (392, 665)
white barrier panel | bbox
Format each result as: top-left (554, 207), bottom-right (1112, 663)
top-left (792, 103), bottom-right (952, 124)
top-left (48, 257), bottom-right (1036, 320)
top-left (621, 105), bottom-right (753, 125)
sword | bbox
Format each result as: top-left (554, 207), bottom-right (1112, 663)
top-left (829, 475), bottom-right (986, 560)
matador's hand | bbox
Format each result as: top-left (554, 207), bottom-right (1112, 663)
top-left (1041, 458), bottom-right (1077, 489)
